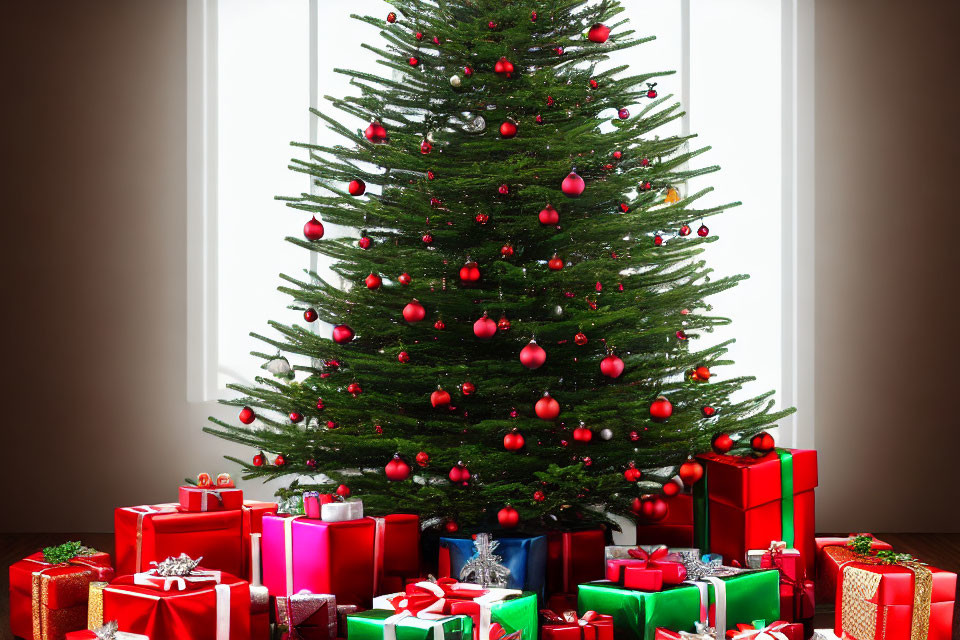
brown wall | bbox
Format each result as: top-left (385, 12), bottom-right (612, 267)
top-left (1, 0), bottom-right (958, 532)
top-left (813, 0), bottom-right (960, 531)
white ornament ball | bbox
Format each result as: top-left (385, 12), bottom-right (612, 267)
top-left (450, 74), bottom-right (461, 88)
top-left (265, 356), bottom-right (293, 378)
top-left (600, 428), bottom-right (613, 440)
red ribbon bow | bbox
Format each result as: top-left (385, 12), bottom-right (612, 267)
top-left (540, 610), bottom-right (598, 625)
top-left (627, 547), bottom-right (670, 563)
top-left (389, 579), bottom-right (487, 616)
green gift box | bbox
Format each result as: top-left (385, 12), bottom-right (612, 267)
top-left (577, 570), bottom-right (780, 640)
top-left (347, 609), bottom-right (474, 640)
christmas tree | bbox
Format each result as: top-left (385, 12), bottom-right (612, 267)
top-left (205, 0), bottom-right (794, 531)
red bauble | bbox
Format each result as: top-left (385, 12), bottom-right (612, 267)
top-left (503, 430), bottom-right (525, 451)
top-left (420, 140), bottom-right (432, 154)
top-left (498, 184), bottom-right (510, 195)
top-left (493, 57), bottom-right (515, 77)
top-left (252, 453), bottom-right (264, 467)
top-left (422, 233), bottom-right (433, 245)
top-left (430, 388), bottom-right (451, 408)
top-left (654, 234), bottom-right (664, 247)
top-left (239, 406), bottom-right (255, 425)
top-left (535, 114), bottom-right (543, 124)
top-left (649, 396), bottom-right (673, 421)
top-left (499, 121), bottom-right (518, 138)
top-left (346, 383), bottom-right (362, 396)
top-left (533, 490), bottom-right (545, 502)
top-left (398, 273), bottom-right (412, 285)
top-left (574, 331), bottom-right (588, 346)
top-left (600, 354), bottom-right (625, 378)
top-left (678, 459), bottom-right (705, 486)
top-left (590, 78), bottom-right (599, 89)
top-left (620, 203), bottom-right (630, 212)
top-left (316, 397), bottom-right (325, 410)
top-left (702, 406), bottom-right (716, 417)
top-left (640, 157), bottom-right (650, 167)
top-left (403, 300), bottom-right (426, 323)
top-left (538, 204), bottom-right (560, 225)
top-left (460, 381), bottom-right (476, 396)
top-left (488, 20), bottom-right (497, 29)
top-left (623, 467), bottom-right (642, 482)
top-left (530, 11), bottom-right (538, 21)
top-left (434, 319), bottom-right (446, 330)
top-left (640, 181), bottom-right (652, 191)
top-left (712, 432), bottom-right (734, 454)
top-left (630, 497), bottom-right (643, 514)
top-left (588, 23), bottom-right (611, 43)
top-left (613, 150), bottom-right (623, 160)
top-left (497, 505), bottom-right (520, 528)
top-left (497, 315), bottom-right (511, 331)
top-left (332, 324), bottom-right (355, 344)
top-left (698, 224), bottom-right (710, 237)
top-left (303, 217), bottom-right (325, 241)
top-left (386, 12), bottom-right (396, 23)
top-left (679, 224), bottom-right (692, 237)
top-left (303, 308), bottom-right (319, 322)
top-left (289, 411), bottom-right (303, 423)
top-left (572, 425), bottom-right (593, 442)
top-left (416, 451), bottom-right (430, 467)
top-left (519, 340), bottom-right (547, 369)
top-left (501, 243), bottom-right (514, 257)
top-left (364, 121), bottom-right (388, 143)
top-left (444, 520), bottom-right (459, 533)
top-left (662, 478), bottom-right (683, 497)
top-left (427, 170), bottom-right (435, 180)
top-left (416, 32), bottom-right (423, 40)
top-left (385, 455), bottom-right (411, 481)
top-left (473, 314), bottom-right (498, 339)
top-left (397, 351), bottom-right (410, 364)
top-left (640, 496), bottom-right (669, 522)
top-left (358, 236), bottom-right (372, 249)
top-left (751, 431), bottom-right (776, 454)
top-left (348, 179), bottom-right (366, 196)
top-left (694, 365), bottom-right (711, 380)
top-left (448, 463), bottom-right (470, 484)
top-left (618, 108), bottom-right (630, 120)
top-left (547, 254), bottom-right (564, 271)
top-left (463, 66), bottom-right (473, 76)
top-left (459, 260), bottom-right (481, 283)
top-left (274, 454), bottom-right (286, 466)
top-left (561, 171), bottom-right (585, 197)
top-left (365, 273), bottom-right (382, 289)
top-left (475, 212), bottom-right (489, 225)
top-left (336, 484), bottom-right (351, 497)
top-left (408, 56), bottom-right (419, 66)
top-left (647, 88), bottom-right (658, 99)
top-left (535, 393), bottom-right (560, 420)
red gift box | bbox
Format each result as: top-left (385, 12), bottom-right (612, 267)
top-left (303, 493), bottom-right (337, 519)
top-left (249, 585), bottom-right (270, 640)
top-left (605, 547), bottom-right (687, 588)
top-left (102, 568), bottom-right (250, 640)
top-left (779, 580), bottom-right (815, 623)
top-left (9, 550), bottom-right (115, 640)
top-left (369, 514), bottom-right (421, 595)
top-left (834, 551), bottom-right (956, 640)
top-left (180, 485), bottom-right (245, 512)
top-left (275, 591), bottom-right (337, 640)
top-left (65, 629), bottom-right (148, 640)
top-left (541, 611), bottom-right (614, 640)
top-left (261, 514), bottom-right (375, 606)
top-left (747, 543), bottom-right (814, 624)
top-left (814, 534), bottom-right (892, 602)
top-left (636, 495), bottom-right (695, 548)
top-left (114, 501), bottom-right (277, 583)
top-left (546, 529), bottom-right (606, 594)
top-left (694, 449), bottom-right (818, 576)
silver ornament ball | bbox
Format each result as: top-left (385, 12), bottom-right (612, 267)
top-left (600, 428), bottom-right (613, 440)
top-left (450, 74), bottom-right (461, 88)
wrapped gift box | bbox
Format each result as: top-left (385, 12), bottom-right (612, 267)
top-left (693, 450), bottom-right (817, 576)
top-left (102, 567), bottom-right (251, 640)
top-left (9, 548), bottom-right (115, 640)
top-left (541, 611), bottom-right (614, 640)
top-left (577, 569), bottom-right (781, 640)
top-left (303, 492), bottom-right (337, 519)
top-left (833, 551), bottom-right (956, 640)
top-left (65, 627), bottom-right (148, 640)
top-left (439, 535), bottom-right (547, 599)
top-left (546, 529), bottom-right (607, 594)
top-left (654, 620), bottom-right (804, 640)
top-left (347, 609), bottom-right (473, 640)
top-left (636, 495), bottom-right (696, 548)
top-left (813, 535), bottom-right (892, 602)
top-left (605, 548), bottom-right (687, 587)
top-left (114, 500), bottom-right (277, 582)
top-left (371, 514), bottom-right (421, 595)
top-left (179, 485), bottom-right (244, 512)
top-left (746, 544), bottom-right (814, 624)
top-left (546, 593), bottom-right (579, 615)
top-left (275, 591), bottom-right (337, 640)
top-left (261, 513), bottom-right (375, 606)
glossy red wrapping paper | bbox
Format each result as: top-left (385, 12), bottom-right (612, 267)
top-left (546, 529), bottom-right (606, 594)
top-left (179, 486), bottom-right (245, 512)
top-left (635, 495), bottom-right (695, 548)
top-left (814, 534), bottom-right (892, 602)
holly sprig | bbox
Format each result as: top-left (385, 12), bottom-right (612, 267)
top-left (42, 541), bottom-right (95, 565)
top-left (847, 535), bottom-right (877, 555)
top-left (875, 550), bottom-right (922, 565)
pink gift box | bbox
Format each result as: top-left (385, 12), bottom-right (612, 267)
top-left (179, 485), bottom-right (244, 512)
top-left (261, 514), bottom-right (375, 607)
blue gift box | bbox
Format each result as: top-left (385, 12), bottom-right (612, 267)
top-left (439, 534), bottom-right (547, 600)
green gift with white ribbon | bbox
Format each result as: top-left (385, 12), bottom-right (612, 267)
top-left (347, 609), bottom-right (474, 640)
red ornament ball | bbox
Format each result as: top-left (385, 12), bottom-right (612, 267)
top-left (385, 455), bottom-right (411, 481)
top-left (303, 217), bottom-right (325, 241)
top-left (444, 520), bottom-right (459, 533)
top-left (647, 87), bottom-right (658, 99)
top-left (332, 324), bottom-right (355, 344)
top-left (316, 397), bottom-right (325, 410)
top-left (464, 66), bottom-right (473, 76)
top-left (448, 463), bottom-right (470, 484)
top-left (239, 406), bottom-right (255, 424)
top-left (488, 20), bottom-right (496, 29)
top-left (498, 184), bottom-right (509, 195)
top-left (624, 467), bottom-right (642, 482)
top-left (654, 234), bottom-right (664, 247)
top-left (561, 171), bottom-right (586, 197)
top-left (348, 179), bottom-right (366, 196)
top-left (427, 170), bottom-right (435, 180)
top-left (712, 432), bottom-right (734, 454)
top-left (358, 236), bottom-right (372, 249)
top-left (530, 11), bottom-right (538, 21)
top-left (386, 12), bottom-right (396, 23)
top-left (694, 365), bottom-right (711, 380)
top-left (519, 340), bottom-right (547, 369)
top-left (702, 406), bottom-right (716, 417)
top-left (303, 308), bottom-right (318, 322)
top-left (430, 388), bottom-right (451, 408)
top-left (503, 430), bottom-right (525, 451)
top-left (535, 393), bottom-right (560, 420)
top-left (416, 451), bottom-right (430, 467)
top-left (252, 453), bottom-right (264, 467)
top-left (346, 383), bottom-right (362, 396)
top-left (630, 497), bottom-right (643, 514)
top-left (499, 121), bottom-right (518, 138)
top-left (539, 204), bottom-right (560, 225)
top-left (415, 32), bottom-right (423, 40)
top-left (497, 316), bottom-right (511, 331)
top-left (336, 484), bottom-right (350, 497)
top-left (402, 299), bottom-right (426, 323)
top-left (588, 23), bottom-right (611, 43)
top-left (494, 57), bottom-right (515, 77)
top-left (533, 490), bottom-right (545, 502)
top-left (640, 496), bottom-right (669, 522)
top-left (618, 108), bottom-right (630, 120)
top-left (364, 121), bottom-right (387, 143)
top-left (397, 351), bottom-right (410, 364)
top-left (678, 459), bottom-right (705, 486)
top-left (751, 431), bottom-right (776, 454)
top-left (460, 381), bottom-right (476, 396)
top-left (613, 150), bottom-right (623, 160)
top-left (574, 331), bottom-right (588, 346)
top-left (679, 224), bottom-right (691, 237)
top-left (365, 273), bottom-right (382, 289)
top-left (640, 181), bottom-right (652, 191)
top-left (572, 425), bottom-right (593, 443)
top-left (398, 273), bottom-right (412, 285)
top-left (475, 212), bottom-right (489, 224)
top-left (420, 140), bottom-right (432, 154)
top-left (434, 319), bottom-right (446, 330)
top-left (274, 454), bottom-right (286, 466)
top-left (289, 411), bottom-right (303, 423)
top-left (459, 260), bottom-right (481, 283)
top-left (408, 57), bottom-right (419, 67)
top-left (662, 478), bottom-right (682, 497)
top-left (497, 505), bottom-right (520, 528)
top-left (698, 224), bottom-right (710, 237)
top-left (600, 354), bottom-right (625, 378)
top-left (473, 314), bottom-right (498, 339)
top-left (548, 254), bottom-right (564, 271)
top-left (649, 396), bottom-right (673, 421)
top-left (500, 243), bottom-right (514, 257)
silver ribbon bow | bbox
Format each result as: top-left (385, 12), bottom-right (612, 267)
top-left (154, 553), bottom-right (203, 577)
top-left (680, 553), bottom-right (743, 581)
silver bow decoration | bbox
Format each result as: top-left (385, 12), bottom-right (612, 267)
top-left (459, 533), bottom-right (510, 587)
top-left (154, 553), bottom-right (202, 577)
top-left (93, 621), bottom-right (120, 640)
top-left (680, 553), bottom-right (743, 580)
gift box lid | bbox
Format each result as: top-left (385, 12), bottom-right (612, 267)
top-left (179, 485), bottom-right (245, 511)
top-left (118, 504), bottom-right (242, 533)
top-left (814, 534), bottom-right (892, 554)
top-left (695, 449), bottom-right (818, 510)
top-left (841, 561), bottom-right (957, 606)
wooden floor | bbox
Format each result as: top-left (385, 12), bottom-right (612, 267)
top-left (3, 533), bottom-right (958, 640)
